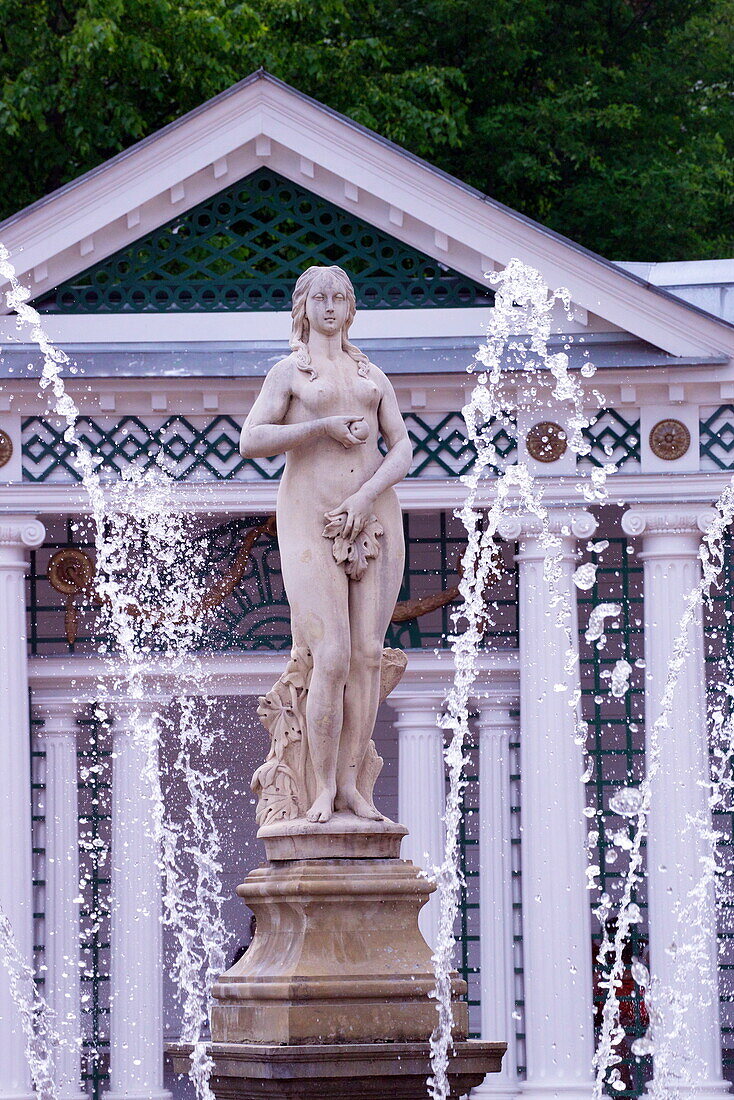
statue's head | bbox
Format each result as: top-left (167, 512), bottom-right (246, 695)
top-left (290, 265), bottom-right (356, 345)
top-left (290, 266), bottom-right (368, 378)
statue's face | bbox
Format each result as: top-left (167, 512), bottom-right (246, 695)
top-left (304, 272), bottom-right (349, 338)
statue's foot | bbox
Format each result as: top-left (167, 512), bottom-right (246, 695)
top-left (335, 789), bottom-right (384, 821)
top-left (306, 791), bottom-right (335, 823)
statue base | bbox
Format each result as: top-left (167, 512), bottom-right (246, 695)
top-left (257, 811), bottom-right (407, 860)
top-left (210, 856), bottom-right (467, 1045)
top-left (167, 1040), bottom-right (506, 1098)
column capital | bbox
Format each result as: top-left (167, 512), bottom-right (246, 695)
top-left (387, 686), bottom-right (445, 714)
top-left (105, 695), bottom-right (170, 727)
top-left (33, 692), bottom-right (80, 736)
top-left (0, 515), bottom-right (45, 553)
top-left (473, 691), bottom-right (519, 730)
top-left (496, 507), bottom-right (596, 543)
top-left (621, 503), bottom-right (712, 539)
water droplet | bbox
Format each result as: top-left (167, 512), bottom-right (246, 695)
top-left (610, 659), bottom-right (632, 698)
top-left (609, 787), bottom-right (644, 817)
top-left (573, 562), bottom-right (597, 590)
top-left (585, 603), bottom-right (622, 645)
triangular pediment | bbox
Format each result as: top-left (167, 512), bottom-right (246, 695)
top-left (0, 70), bottom-right (732, 362)
top-left (32, 168), bottom-right (493, 314)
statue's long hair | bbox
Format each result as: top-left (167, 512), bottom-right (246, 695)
top-left (290, 265), bottom-right (371, 380)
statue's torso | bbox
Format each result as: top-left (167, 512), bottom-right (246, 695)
top-left (278, 357), bottom-right (392, 514)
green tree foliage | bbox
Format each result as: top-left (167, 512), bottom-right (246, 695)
top-left (0, 0), bottom-right (731, 259)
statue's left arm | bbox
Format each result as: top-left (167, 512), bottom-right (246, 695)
top-left (327, 372), bottom-right (412, 540)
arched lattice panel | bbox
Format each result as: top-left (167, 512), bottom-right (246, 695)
top-left (34, 169), bottom-right (494, 313)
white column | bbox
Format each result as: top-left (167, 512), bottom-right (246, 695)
top-left (0, 516), bottom-right (45, 1100)
top-left (34, 695), bottom-right (85, 1100)
top-left (472, 691), bottom-right (520, 1100)
top-left (499, 509), bottom-right (596, 1100)
top-left (390, 689), bottom-right (445, 949)
top-left (622, 505), bottom-right (728, 1098)
top-left (106, 698), bottom-right (170, 1100)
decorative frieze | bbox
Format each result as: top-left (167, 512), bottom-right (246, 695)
top-left (579, 408), bottom-right (641, 470)
top-left (21, 413), bottom-right (517, 483)
top-left (701, 404), bottom-right (734, 470)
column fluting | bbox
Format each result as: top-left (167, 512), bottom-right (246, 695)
top-left (473, 690), bottom-right (520, 1100)
top-left (389, 689), bottom-right (446, 949)
top-left (622, 505), bottom-right (728, 1098)
top-left (105, 697), bottom-right (171, 1100)
top-left (0, 516), bottom-right (45, 1100)
top-left (499, 509), bottom-right (596, 1100)
top-left (34, 695), bottom-right (85, 1100)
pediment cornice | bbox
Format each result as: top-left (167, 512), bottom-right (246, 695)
top-left (0, 72), bottom-right (731, 362)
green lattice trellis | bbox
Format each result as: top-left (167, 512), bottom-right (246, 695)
top-left (201, 519), bottom-right (291, 652)
top-left (28, 513), bottom-right (519, 656)
top-left (578, 410), bottom-right (641, 470)
top-left (404, 413), bottom-right (516, 478)
top-left (22, 413), bottom-right (517, 483)
top-left (510, 734), bottom-right (526, 1078)
top-left (704, 533), bottom-right (734, 1071)
top-left (454, 735), bottom-right (480, 1038)
top-left (33, 169), bottom-right (494, 314)
top-left (701, 405), bottom-right (734, 470)
top-left (22, 415), bottom-right (285, 483)
top-left (578, 537), bottom-right (649, 1098)
top-left (77, 714), bottom-right (112, 1100)
top-left (30, 712), bottom-right (45, 982)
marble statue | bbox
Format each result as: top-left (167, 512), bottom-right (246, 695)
top-left (240, 265), bottom-right (412, 825)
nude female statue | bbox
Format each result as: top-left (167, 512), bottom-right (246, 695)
top-left (240, 265), bottom-right (412, 824)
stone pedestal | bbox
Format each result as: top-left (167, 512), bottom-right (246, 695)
top-left (186, 817), bottom-right (506, 1098)
top-left (211, 856), bottom-right (466, 1045)
top-left (168, 1041), bottom-right (506, 1099)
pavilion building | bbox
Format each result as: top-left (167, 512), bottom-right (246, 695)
top-left (1, 71), bottom-right (733, 1100)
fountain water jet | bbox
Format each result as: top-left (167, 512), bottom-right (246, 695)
top-left (0, 245), bottom-right (231, 1100)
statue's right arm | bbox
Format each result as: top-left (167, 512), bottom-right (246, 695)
top-left (239, 360), bottom-right (366, 458)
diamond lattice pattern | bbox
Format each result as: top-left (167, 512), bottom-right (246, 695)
top-left (34, 169), bottom-right (494, 313)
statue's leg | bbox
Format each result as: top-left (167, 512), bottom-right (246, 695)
top-left (279, 519), bottom-right (351, 824)
top-left (336, 494), bottom-right (405, 818)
